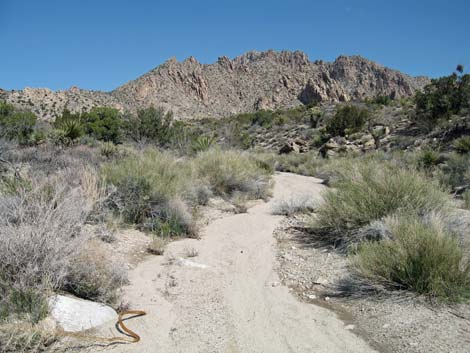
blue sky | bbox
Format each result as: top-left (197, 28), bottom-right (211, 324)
top-left (1, 0), bottom-right (469, 91)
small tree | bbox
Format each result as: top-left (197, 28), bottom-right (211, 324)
top-left (326, 105), bottom-right (369, 137)
top-left (82, 107), bottom-right (122, 143)
top-left (123, 107), bottom-right (174, 146)
top-left (415, 65), bottom-right (470, 129)
top-left (0, 101), bottom-right (37, 144)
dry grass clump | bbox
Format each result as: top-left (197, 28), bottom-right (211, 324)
top-left (148, 236), bottom-right (168, 255)
top-left (312, 158), bottom-right (449, 246)
top-left (193, 149), bottom-right (272, 200)
top-left (0, 320), bottom-right (57, 353)
top-left (354, 214), bottom-right (470, 302)
top-left (437, 153), bottom-right (470, 190)
top-left (64, 240), bottom-right (126, 303)
top-left (102, 149), bottom-right (196, 237)
top-left (272, 196), bottom-right (318, 216)
top-left (252, 151), bottom-right (325, 177)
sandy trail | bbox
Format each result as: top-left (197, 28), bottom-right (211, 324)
top-left (90, 172), bottom-right (376, 353)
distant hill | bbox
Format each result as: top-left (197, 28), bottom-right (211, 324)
top-left (1, 50), bottom-right (429, 120)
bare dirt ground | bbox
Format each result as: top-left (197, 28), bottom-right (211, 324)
top-left (78, 172), bottom-right (376, 353)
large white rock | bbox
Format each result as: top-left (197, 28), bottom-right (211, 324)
top-left (48, 295), bottom-right (117, 332)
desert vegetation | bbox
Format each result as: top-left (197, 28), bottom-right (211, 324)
top-left (0, 65), bottom-right (469, 351)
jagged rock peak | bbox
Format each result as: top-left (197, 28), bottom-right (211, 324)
top-left (232, 49), bottom-right (310, 66)
top-left (2, 50), bottom-right (430, 121)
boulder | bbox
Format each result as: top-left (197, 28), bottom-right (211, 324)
top-left (279, 139), bottom-right (308, 154)
top-left (48, 295), bottom-right (117, 332)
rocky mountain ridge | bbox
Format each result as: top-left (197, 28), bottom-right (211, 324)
top-left (1, 50), bottom-right (429, 120)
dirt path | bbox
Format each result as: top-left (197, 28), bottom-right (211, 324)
top-left (91, 173), bottom-right (376, 353)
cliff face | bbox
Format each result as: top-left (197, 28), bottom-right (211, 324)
top-left (2, 50), bottom-right (428, 120)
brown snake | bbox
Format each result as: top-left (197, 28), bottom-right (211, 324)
top-left (57, 310), bottom-right (147, 343)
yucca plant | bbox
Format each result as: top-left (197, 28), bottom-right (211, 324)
top-left (191, 135), bottom-right (216, 153)
top-left (58, 118), bottom-right (84, 141)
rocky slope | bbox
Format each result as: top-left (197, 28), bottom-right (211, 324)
top-left (1, 50), bottom-right (429, 120)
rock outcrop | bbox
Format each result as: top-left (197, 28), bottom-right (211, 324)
top-left (2, 50), bottom-right (429, 120)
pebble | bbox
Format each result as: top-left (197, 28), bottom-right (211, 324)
top-left (345, 324), bottom-right (355, 330)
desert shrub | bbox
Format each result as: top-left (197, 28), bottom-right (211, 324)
top-left (463, 191), bottom-right (470, 210)
top-left (82, 107), bottom-right (122, 143)
top-left (148, 236), bottom-right (167, 255)
top-left (100, 141), bottom-right (118, 158)
top-left (102, 149), bottom-right (195, 236)
top-left (30, 130), bottom-right (47, 145)
top-left (219, 122), bottom-right (254, 150)
top-left (123, 106), bottom-right (174, 145)
top-left (0, 321), bottom-right (56, 353)
top-left (252, 152), bottom-right (325, 177)
top-left (0, 286), bottom-right (48, 323)
top-left (354, 214), bottom-right (470, 301)
top-left (416, 148), bottom-right (442, 170)
top-left (272, 196), bottom-right (317, 216)
top-left (275, 152), bottom-right (325, 176)
top-left (251, 110), bottom-right (274, 128)
top-left (0, 101), bottom-right (37, 144)
top-left (437, 153), bottom-right (470, 189)
top-left (326, 105), bottom-right (369, 137)
top-left (369, 95), bottom-right (392, 106)
top-left (313, 159), bottom-right (449, 245)
top-left (454, 136), bottom-right (470, 154)
top-left (0, 174), bottom-right (90, 293)
top-left (64, 240), bottom-right (125, 303)
top-left (0, 165), bottom-right (123, 329)
top-left (193, 149), bottom-right (272, 199)
top-left (47, 128), bottom-right (69, 146)
top-left (141, 199), bottom-right (196, 236)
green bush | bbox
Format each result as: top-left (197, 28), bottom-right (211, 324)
top-left (123, 106), bottom-right (175, 146)
top-left (313, 159), bottom-right (449, 242)
top-left (354, 214), bottom-right (470, 301)
top-left (193, 149), bottom-right (272, 199)
top-left (326, 105), bottom-right (369, 137)
top-left (0, 101), bottom-right (37, 144)
top-left (415, 69), bottom-right (470, 128)
top-left (454, 136), bottom-right (470, 154)
top-left (82, 107), bottom-right (122, 143)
